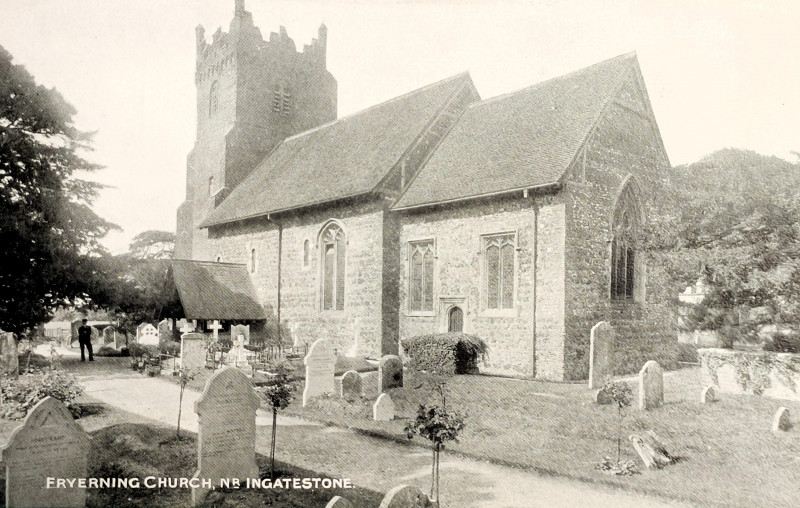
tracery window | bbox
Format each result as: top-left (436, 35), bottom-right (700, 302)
top-left (320, 223), bottom-right (345, 311)
top-left (611, 182), bottom-right (642, 301)
top-left (408, 240), bottom-right (434, 312)
top-left (483, 233), bottom-right (515, 310)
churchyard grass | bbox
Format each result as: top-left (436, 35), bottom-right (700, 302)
top-left (286, 366), bottom-right (800, 507)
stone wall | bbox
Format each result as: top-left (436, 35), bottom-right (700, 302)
top-left (398, 193), bottom-right (565, 378)
top-left (208, 198), bottom-right (388, 357)
top-left (699, 348), bottom-right (800, 401)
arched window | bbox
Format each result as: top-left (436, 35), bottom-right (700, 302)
top-left (303, 239), bottom-right (310, 268)
top-left (319, 223), bottom-right (346, 311)
top-left (409, 240), bottom-right (434, 312)
top-left (483, 233), bottom-right (515, 310)
top-left (209, 81), bottom-right (220, 117)
top-left (249, 248), bottom-right (256, 273)
top-left (610, 180), bottom-right (642, 301)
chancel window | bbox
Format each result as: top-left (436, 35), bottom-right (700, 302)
top-left (611, 181), bottom-right (642, 301)
top-left (408, 240), bottom-right (434, 312)
top-left (320, 223), bottom-right (345, 311)
top-left (209, 81), bottom-right (219, 116)
top-left (483, 233), bottom-right (515, 310)
top-left (249, 248), bottom-right (256, 273)
top-left (303, 239), bottom-right (310, 268)
top-left (272, 84), bottom-right (292, 115)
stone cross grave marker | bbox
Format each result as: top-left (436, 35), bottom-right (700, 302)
top-left (192, 367), bottom-right (260, 505)
top-left (772, 407), bottom-right (791, 432)
top-left (181, 333), bottom-right (207, 373)
top-left (0, 397), bottom-right (91, 508)
top-left (378, 484), bottom-right (432, 508)
top-left (208, 320), bottom-right (223, 340)
top-left (378, 355), bottom-right (403, 392)
top-left (700, 385), bottom-right (716, 404)
top-left (339, 370), bottom-right (362, 402)
top-left (303, 339), bottom-right (336, 406)
top-left (638, 360), bottom-right (664, 410)
top-left (1, 332), bottom-right (19, 379)
top-left (588, 321), bottom-right (615, 389)
top-left (138, 324), bottom-right (159, 346)
top-left (373, 393), bottom-right (395, 421)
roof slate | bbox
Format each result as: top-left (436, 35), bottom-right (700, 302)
top-left (201, 73), bottom-right (474, 227)
top-left (393, 53), bottom-right (637, 210)
top-left (172, 259), bottom-right (266, 320)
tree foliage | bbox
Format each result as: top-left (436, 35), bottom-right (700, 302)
top-left (0, 45), bottom-right (117, 334)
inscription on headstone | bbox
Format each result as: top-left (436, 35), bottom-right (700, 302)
top-left (373, 393), bottom-right (395, 421)
top-left (303, 339), bottom-right (336, 406)
top-left (0, 397), bottom-right (91, 508)
top-left (588, 322), bottom-right (615, 389)
top-left (378, 355), bottom-right (403, 391)
top-left (192, 367), bottom-right (260, 505)
top-left (638, 360), bottom-right (664, 410)
top-left (339, 370), bottom-right (362, 402)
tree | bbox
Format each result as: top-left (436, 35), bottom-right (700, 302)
top-left (0, 45), bottom-right (117, 334)
top-left (176, 367), bottom-right (196, 440)
top-left (258, 363), bottom-right (294, 480)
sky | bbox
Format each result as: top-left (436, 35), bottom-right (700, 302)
top-left (0, 0), bottom-right (798, 254)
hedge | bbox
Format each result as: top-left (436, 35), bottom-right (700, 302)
top-left (401, 333), bottom-right (488, 375)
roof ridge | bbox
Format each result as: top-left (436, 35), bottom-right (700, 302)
top-left (467, 52), bottom-right (636, 110)
top-left (282, 71), bottom-right (472, 143)
top-left (172, 259), bottom-right (247, 268)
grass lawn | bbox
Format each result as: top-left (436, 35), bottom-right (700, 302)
top-left (284, 366), bottom-right (800, 507)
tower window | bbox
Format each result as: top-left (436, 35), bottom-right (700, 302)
top-left (209, 81), bottom-right (220, 117)
top-left (408, 240), bottom-right (434, 312)
top-left (208, 176), bottom-right (215, 196)
top-left (272, 84), bottom-right (292, 115)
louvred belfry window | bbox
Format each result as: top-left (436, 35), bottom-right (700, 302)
top-left (320, 224), bottom-right (346, 311)
top-left (483, 234), bottom-right (515, 310)
top-left (611, 183), bottom-right (641, 301)
top-left (272, 84), bottom-right (292, 115)
top-left (408, 240), bottom-right (434, 312)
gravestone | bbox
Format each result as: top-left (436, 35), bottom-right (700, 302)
top-left (629, 431), bottom-right (673, 469)
top-left (0, 397), bottom-right (91, 508)
top-left (158, 319), bottom-right (171, 341)
top-left (138, 324), bottom-right (159, 346)
top-left (339, 370), bottom-right (362, 402)
top-left (595, 388), bottom-right (613, 405)
top-left (228, 336), bottom-right (250, 367)
top-left (373, 393), bottom-right (395, 421)
top-left (326, 496), bottom-right (354, 508)
top-left (700, 385), bottom-right (716, 404)
top-left (638, 360), bottom-right (664, 410)
top-left (772, 407), bottom-right (791, 432)
top-left (181, 333), bottom-right (207, 373)
top-left (588, 321), bottom-right (615, 389)
top-left (1, 332), bottom-right (19, 379)
top-left (192, 367), bottom-right (260, 505)
top-left (230, 324), bottom-right (250, 345)
top-left (102, 326), bottom-right (115, 346)
top-left (378, 484), bottom-right (433, 508)
top-left (178, 319), bottom-right (195, 334)
top-left (378, 355), bottom-right (403, 391)
top-left (303, 339), bottom-right (336, 406)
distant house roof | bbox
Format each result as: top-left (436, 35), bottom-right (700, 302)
top-left (172, 260), bottom-right (266, 320)
top-left (393, 53), bottom-right (639, 210)
top-left (200, 73), bottom-right (475, 228)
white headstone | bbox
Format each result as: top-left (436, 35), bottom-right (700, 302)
top-left (230, 324), bottom-right (250, 345)
top-left (638, 360), bottom-right (664, 410)
top-left (191, 367), bottom-right (260, 505)
top-left (208, 320), bottom-right (223, 340)
top-left (138, 324), bottom-right (159, 346)
top-left (303, 339), bottom-right (336, 406)
top-left (700, 385), bottom-right (716, 404)
top-left (588, 321), bottom-right (615, 389)
top-left (373, 393), bottom-right (395, 421)
top-left (0, 397), bottom-right (91, 508)
top-left (181, 333), bottom-right (207, 373)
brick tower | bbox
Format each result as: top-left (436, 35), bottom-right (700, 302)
top-left (176, 0), bottom-right (337, 259)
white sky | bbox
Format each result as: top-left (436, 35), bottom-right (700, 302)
top-left (0, 0), bottom-right (798, 253)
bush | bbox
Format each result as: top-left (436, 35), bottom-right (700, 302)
top-left (128, 343), bottom-right (159, 359)
top-left (160, 341), bottom-right (181, 357)
top-left (95, 346), bottom-right (122, 357)
top-left (763, 332), bottom-right (800, 353)
top-left (402, 333), bottom-right (488, 375)
top-left (0, 370), bottom-right (84, 418)
top-left (676, 343), bottom-right (699, 363)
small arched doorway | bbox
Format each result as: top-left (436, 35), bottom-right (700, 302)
top-left (448, 306), bottom-right (464, 333)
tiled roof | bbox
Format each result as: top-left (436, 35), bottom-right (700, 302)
top-left (201, 73), bottom-right (475, 227)
top-left (172, 259), bottom-right (266, 320)
top-left (393, 53), bottom-right (638, 210)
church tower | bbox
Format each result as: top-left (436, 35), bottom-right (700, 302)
top-left (176, 0), bottom-right (337, 259)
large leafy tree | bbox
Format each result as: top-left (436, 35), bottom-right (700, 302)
top-left (0, 45), bottom-right (116, 334)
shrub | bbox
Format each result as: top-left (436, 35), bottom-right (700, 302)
top-left (676, 343), bottom-right (699, 363)
top-left (0, 370), bottom-right (84, 418)
top-left (402, 333), bottom-right (488, 375)
top-left (764, 332), bottom-right (800, 353)
top-left (95, 346), bottom-right (122, 357)
top-left (160, 341), bottom-right (181, 357)
top-left (128, 343), bottom-right (159, 359)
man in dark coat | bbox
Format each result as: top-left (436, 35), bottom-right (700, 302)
top-left (77, 319), bottom-right (94, 362)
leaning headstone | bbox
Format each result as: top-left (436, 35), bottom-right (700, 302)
top-left (303, 339), bottom-right (336, 406)
top-left (0, 397), bottom-right (91, 508)
top-left (192, 367), bottom-right (260, 505)
top-left (378, 484), bottom-right (433, 508)
top-left (378, 355), bottom-right (403, 391)
top-left (638, 360), bottom-right (664, 410)
top-left (326, 496), bottom-right (354, 508)
top-left (138, 324), bottom-right (159, 346)
top-left (588, 322), bottom-right (615, 389)
top-left (629, 432), bottom-right (672, 469)
top-left (373, 393), bottom-right (395, 421)
top-left (594, 388), bottom-right (613, 405)
top-left (0, 332), bottom-right (19, 379)
top-left (181, 333), bottom-right (206, 373)
top-left (340, 370), bottom-right (362, 402)
top-left (700, 385), bottom-right (716, 404)
top-left (772, 407), bottom-right (791, 432)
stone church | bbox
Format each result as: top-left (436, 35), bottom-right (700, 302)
top-left (175, 0), bottom-right (675, 380)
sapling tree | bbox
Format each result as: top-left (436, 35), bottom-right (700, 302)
top-left (405, 403), bottom-right (465, 505)
top-left (176, 368), bottom-right (196, 439)
top-left (596, 380), bottom-right (638, 476)
top-left (259, 363), bottom-right (294, 479)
